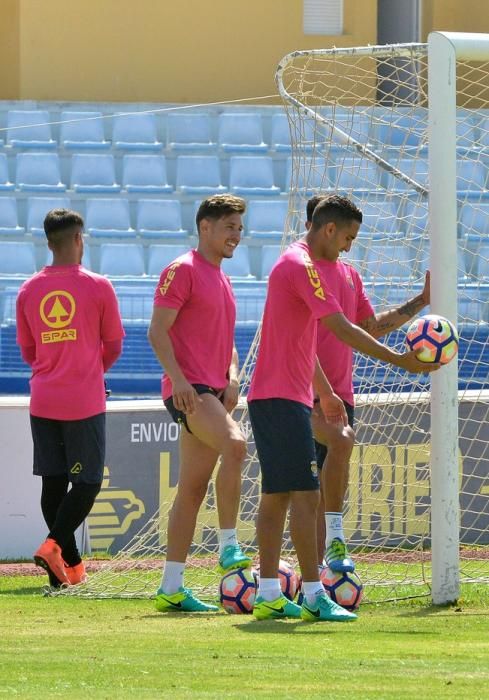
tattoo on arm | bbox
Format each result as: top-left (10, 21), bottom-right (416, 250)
top-left (397, 296), bottom-right (425, 318)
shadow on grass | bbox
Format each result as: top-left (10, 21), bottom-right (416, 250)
top-left (399, 604), bottom-right (489, 618)
top-left (233, 619), bottom-right (339, 635)
top-left (0, 586), bottom-right (43, 595)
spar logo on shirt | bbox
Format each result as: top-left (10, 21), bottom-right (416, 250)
top-left (302, 251), bottom-right (326, 301)
top-left (39, 290), bottom-right (77, 344)
top-left (159, 261), bottom-right (182, 296)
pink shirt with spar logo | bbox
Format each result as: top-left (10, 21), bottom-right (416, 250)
top-left (315, 258), bottom-right (374, 405)
top-left (153, 249), bottom-right (236, 400)
top-left (16, 265), bottom-right (124, 421)
top-left (248, 240), bottom-right (343, 408)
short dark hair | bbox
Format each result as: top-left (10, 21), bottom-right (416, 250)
top-left (196, 194), bottom-right (246, 234)
top-left (44, 208), bottom-right (84, 248)
top-left (310, 194), bottom-right (362, 230)
top-left (306, 195), bottom-right (327, 223)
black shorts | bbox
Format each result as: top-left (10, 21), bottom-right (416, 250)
top-left (30, 413), bottom-right (105, 485)
top-left (248, 398), bottom-right (320, 494)
top-left (314, 400), bottom-right (355, 468)
top-left (164, 384), bottom-right (224, 434)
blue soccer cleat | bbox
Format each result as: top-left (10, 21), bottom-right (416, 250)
top-left (301, 593), bottom-right (357, 622)
top-left (218, 544), bottom-right (252, 573)
top-left (325, 538), bottom-right (355, 573)
top-left (155, 587), bottom-right (218, 613)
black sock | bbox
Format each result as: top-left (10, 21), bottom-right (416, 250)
top-left (49, 482), bottom-right (101, 554)
top-left (41, 475), bottom-right (81, 568)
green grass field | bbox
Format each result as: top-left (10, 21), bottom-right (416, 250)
top-left (1, 575), bottom-right (488, 699)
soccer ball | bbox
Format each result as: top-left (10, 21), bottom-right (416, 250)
top-left (278, 559), bottom-right (299, 601)
top-left (406, 314), bottom-right (459, 365)
top-left (219, 568), bottom-right (257, 614)
top-left (320, 567), bottom-right (363, 611)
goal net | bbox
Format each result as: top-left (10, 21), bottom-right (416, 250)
top-left (55, 41), bottom-right (489, 602)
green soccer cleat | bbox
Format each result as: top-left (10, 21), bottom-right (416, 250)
top-left (325, 538), bottom-right (355, 573)
top-left (301, 593), bottom-right (357, 622)
top-left (155, 587), bottom-right (219, 613)
top-left (218, 544), bottom-right (252, 573)
top-left (253, 594), bottom-right (302, 620)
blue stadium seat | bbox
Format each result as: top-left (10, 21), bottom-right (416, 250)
top-left (122, 155), bottom-right (173, 193)
top-left (60, 111), bottom-right (110, 150)
top-left (359, 200), bottom-right (400, 235)
top-left (329, 111), bottom-right (376, 147)
top-left (0, 241), bottom-right (36, 275)
top-left (464, 237), bottom-right (489, 279)
top-left (85, 199), bottom-right (134, 238)
top-left (16, 153), bottom-right (66, 192)
top-left (176, 156), bottom-right (225, 194)
top-left (0, 154), bottom-right (14, 191)
top-left (221, 245), bottom-right (253, 278)
top-left (270, 112), bottom-right (319, 152)
top-left (115, 286), bottom-right (154, 322)
top-left (363, 240), bottom-right (415, 281)
top-left (70, 154), bottom-right (120, 193)
top-left (7, 110), bottom-right (56, 149)
top-left (457, 159), bottom-right (487, 193)
top-left (136, 200), bottom-right (187, 239)
top-left (167, 113), bottom-right (215, 151)
top-left (26, 197), bottom-right (71, 236)
top-left (261, 245), bottom-right (282, 278)
top-left (112, 113), bottom-right (162, 151)
top-left (0, 198), bottom-right (24, 235)
top-left (147, 244), bottom-right (190, 277)
top-left (99, 243), bottom-right (145, 277)
top-left (285, 156), bottom-right (330, 193)
top-left (337, 157), bottom-right (386, 192)
top-left (386, 158), bottom-right (428, 192)
top-left (218, 113), bottom-right (267, 152)
top-left (403, 200), bottom-right (429, 237)
top-left (377, 113), bottom-right (425, 149)
top-left (234, 286), bottom-right (267, 322)
top-left (45, 244), bottom-right (92, 270)
top-left (247, 200), bottom-right (288, 239)
top-left (459, 203), bottom-right (489, 238)
top-left (229, 156), bottom-right (280, 195)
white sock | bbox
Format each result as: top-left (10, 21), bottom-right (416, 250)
top-left (161, 560), bottom-right (185, 594)
top-left (325, 512), bottom-right (345, 547)
top-left (219, 528), bottom-right (238, 554)
top-left (257, 577), bottom-right (281, 602)
top-left (303, 581), bottom-right (325, 606)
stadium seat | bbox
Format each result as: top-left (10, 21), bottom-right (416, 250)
top-left (147, 244), bottom-right (190, 277)
top-left (7, 110), bottom-right (56, 149)
top-left (0, 241), bottom-right (36, 275)
top-left (386, 158), bottom-right (428, 192)
top-left (45, 244), bottom-right (92, 270)
top-left (136, 200), bottom-right (188, 239)
top-left (112, 113), bottom-right (162, 151)
top-left (363, 240), bottom-right (415, 281)
top-left (329, 111), bottom-right (376, 147)
top-left (229, 156), bottom-right (280, 195)
top-left (285, 156), bottom-right (330, 193)
top-left (337, 157), bottom-right (386, 192)
top-left (99, 243), bottom-right (145, 277)
top-left (260, 245), bottom-right (281, 278)
top-left (234, 286), bottom-right (267, 322)
top-left (122, 155), bottom-right (173, 193)
top-left (247, 200), bottom-right (288, 239)
top-left (85, 199), bottom-right (134, 238)
top-left (60, 111), bottom-right (110, 149)
top-left (465, 237), bottom-right (489, 279)
top-left (0, 154), bottom-right (14, 191)
top-left (16, 153), bottom-right (66, 192)
top-left (403, 200), bottom-right (429, 237)
top-left (26, 197), bottom-right (71, 236)
top-left (218, 113), bottom-right (267, 152)
top-left (457, 159), bottom-right (487, 193)
top-left (115, 286), bottom-right (154, 322)
top-left (377, 113), bottom-right (426, 149)
top-left (459, 203), bottom-right (489, 238)
top-left (271, 112), bottom-right (322, 152)
top-left (359, 200), bottom-right (400, 235)
top-left (0, 198), bottom-right (24, 235)
top-left (166, 113), bottom-right (215, 151)
top-left (221, 245), bottom-right (253, 278)
top-left (176, 156), bottom-right (226, 194)
top-left (70, 154), bottom-right (120, 193)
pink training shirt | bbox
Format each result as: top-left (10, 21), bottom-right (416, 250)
top-left (153, 249), bottom-right (236, 400)
top-left (248, 240), bottom-right (342, 407)
top-left (315, 258), bottom-right (374, 405)
top-left (16, 264), bottom-right (124, 421)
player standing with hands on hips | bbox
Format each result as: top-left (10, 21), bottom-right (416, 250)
top-left (16, 209), bottom-right (124, 588)
top-left (248, 194), bottom-right (439, 622)
top-left (149, 194), bottom-right (250, 614)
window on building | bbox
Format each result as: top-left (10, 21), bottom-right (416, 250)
top-left (303, 0), bottom-right (344, 36)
